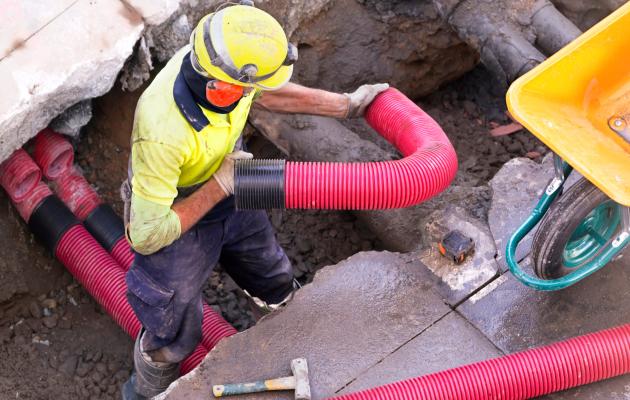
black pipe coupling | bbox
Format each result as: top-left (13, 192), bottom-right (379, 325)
top-left (234, 159), bottom-right (285, 209)
top-left (28, 196), bottom-right (80, 253)
top-left (84, 204), bottom-right (125, 252)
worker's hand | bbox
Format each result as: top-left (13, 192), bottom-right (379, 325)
top-left (344, 83), bottom-right (389, 118)
top-left (213, 151), bottom-right (254, 195)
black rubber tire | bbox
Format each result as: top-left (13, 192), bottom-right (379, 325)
top-left (532, 177), bottom-right (619, 279)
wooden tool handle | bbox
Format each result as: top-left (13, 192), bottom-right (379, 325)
top-left (213, 376), bottom-right (296, 397)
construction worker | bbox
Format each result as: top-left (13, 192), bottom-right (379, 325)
top-left (121, 2), bottom-right (388, 398)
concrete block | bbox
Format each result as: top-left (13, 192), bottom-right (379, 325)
top-left (124, 0), bottom-right (182, 25)
top-left (419, 206), bottom-right (499, 305)
top-left (0, 0), bottom-right (144, 162)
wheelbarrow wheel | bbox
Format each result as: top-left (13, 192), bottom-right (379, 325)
top-left (532, 177), bottom-right (623, 279)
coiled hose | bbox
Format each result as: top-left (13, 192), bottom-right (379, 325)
top-left (31, 131), bottom-right (237, 353)
top-left (235, 88), bottom-right (458, 209)
top-left (330, 323), bottom-right (630, 400)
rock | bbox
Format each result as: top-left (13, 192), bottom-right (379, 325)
top-left (13, 335), bottom-right (27, 346)
top-left (107, 384), bottom-right (117, 395)
top-left (58, 317), bottom-right (72, 330)
top-left (42, 314), bottom-right (59, 329)
top-left (80, 387), bottom-right (90, 398)
top-left (14, 320), bottom-right (33, 338)
top-left (91, 371), bottom-right (103, 384)
top-left (58, 355), bottom-right (78, 376)
top-left (114, 370), bottom-right (129, 383)
top-left (107, 360), bottom-right (119, 373)
top-left (92, 350), bottom-right (103, 363)
top-left (95, 362), bottom-right (107, 374)
top-left (28, 301), bottom-right (42, 319)
top-left (75, 360), bottom-right (93, 378)
top-left (25, 318), bottom-right (43, 331)
top-left (0, 326), bottom-right (13, 344)
top-left (49, 100), bottom-right (92, 137)
top-left (41, 298), bottom-right (58, 310)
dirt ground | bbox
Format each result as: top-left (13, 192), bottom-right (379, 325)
top-left (0, 64), bottom-right (547, 399)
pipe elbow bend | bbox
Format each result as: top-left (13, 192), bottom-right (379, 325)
top-left (236, 88), bottom-right (458, 210)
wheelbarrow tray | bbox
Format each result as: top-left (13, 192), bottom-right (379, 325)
top-left (507, 2), bottom-right (630, 207)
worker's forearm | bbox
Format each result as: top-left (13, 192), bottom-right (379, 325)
top-left (255, 83), bottom-right (349, 118)
top-left (173, 178), bottom-right (227, 234)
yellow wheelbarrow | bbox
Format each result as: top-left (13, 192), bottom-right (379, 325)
top-left (505, 2), bottom-right (630, 290)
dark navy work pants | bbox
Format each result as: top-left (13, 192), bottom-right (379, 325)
top-left (125, 196), bottom-right (293, 363)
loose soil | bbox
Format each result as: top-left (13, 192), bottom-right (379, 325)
top-left (0, 65), bottom-right (546, 399)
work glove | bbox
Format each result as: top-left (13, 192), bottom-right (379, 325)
top-left (344, 83), bottom-right (389, 118)
top-left (213, 150), bottom-right (253, 195)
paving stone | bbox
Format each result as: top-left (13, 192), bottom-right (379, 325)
top-left (339, 311), bottom-right (502, 395)
top-left (419, 206), bottom-right (499, 305)
top-left (159, 251), bottom-right (451, 400)
top-left (489, 155), bottom-right (582, 272)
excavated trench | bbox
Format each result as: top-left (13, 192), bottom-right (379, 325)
top-left (0, 62), bottom-right (547, 399)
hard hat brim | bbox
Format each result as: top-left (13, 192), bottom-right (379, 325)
top-left (251, 64), bottom-right (293, 91)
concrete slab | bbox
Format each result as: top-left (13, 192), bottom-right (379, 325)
top-left (489, 155), bottom-right (582, 272)
top-left (124, 0), bottom-right (182, 25)
top-left (458, 256), bottom-right (630, 397)
top-left (159, 251), bottom-right (451, 400)
top-left (0, 0), bottom-right (144, 162)
top-left (0, 0), bottom-right (77, 60)
top-left (339, 311), bottom-right (502, 394)
top-left (419, 206), bottom-right (499, 306)
top-left (459, 255), bottom-right (630, 353)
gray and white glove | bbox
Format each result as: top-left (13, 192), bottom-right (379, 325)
top-left (344, 83), bottom-right (389, 118)
top-left (213, 150), bottom-right (253, 195)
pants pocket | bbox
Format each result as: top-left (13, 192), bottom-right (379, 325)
top-left (126, 266), bottom-right (176, 340)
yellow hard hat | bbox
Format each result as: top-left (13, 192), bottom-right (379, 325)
top-left (190, 2), bottom-right (297, 91)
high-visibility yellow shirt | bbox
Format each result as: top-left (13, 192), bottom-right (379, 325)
top-left (131, 46), bottom-right (258, 206)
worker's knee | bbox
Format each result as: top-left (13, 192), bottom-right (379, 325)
top-left (126, 266), bottom-right (178, 341)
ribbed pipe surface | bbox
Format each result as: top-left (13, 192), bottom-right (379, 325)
top-left (180, 345), bottom-right (209, 375)
top-left (284, 88), bottom-right (458, 209)
top-left (33, 129), bottom-right (74, 180)
top-left (56, 224), bottom-right (141, 337)
top-left (14, 181), bottom-right (52, 221)
top-left (0, 149), bottom-right (42, 202)
top-left (110, 238), bottom-right (136, 271)
top-left (330, 324), bottom-right (630, 400)
top-left (54, 167), bottom-right (102, 220)
top-left (202, 304), bottom-right (238, 349)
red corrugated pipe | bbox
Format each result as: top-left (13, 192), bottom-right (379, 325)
top-left (33, 128), bottom-right (74, 180)
top-left (330, 323), bottom-right (630, 400)
top-left (32, 130), bottom-right (237, 352)
top-left (0, 149), bottom-right (211, 375)
top-left (235, 88), bottom-right (458, 210)
top-left (0, 149), bottom-right (42, 202)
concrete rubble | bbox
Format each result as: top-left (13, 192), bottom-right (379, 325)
top-left (1, 0), bottom-right (480, 163)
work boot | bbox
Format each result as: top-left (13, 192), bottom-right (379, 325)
top-left (121, 330), bottom-right (180, 400)
top-left (246, 279), bottom-right (301, 321)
